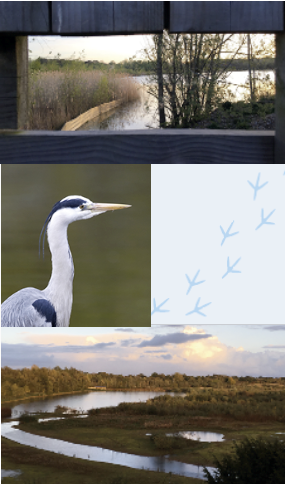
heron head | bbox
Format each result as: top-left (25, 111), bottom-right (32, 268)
top-left (39, 195), bottom-right (131, 256)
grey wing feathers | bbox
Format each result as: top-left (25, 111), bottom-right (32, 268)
top-left (1, 288), bottom-right (56, 327)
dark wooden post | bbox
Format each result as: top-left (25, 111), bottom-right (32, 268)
top-left (0, 36), bottom-right (17, 129)
top-left (0, 1), bottom-right (50, 129)
top-left (16, 36), bottom-right (29, 129)
top-left (275, 32), bottom-right (285, 164)
top-left (0, 36), bottom-right (29, 129)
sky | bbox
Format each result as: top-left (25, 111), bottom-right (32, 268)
top-left (2, 325), bottom-right (285, 377)
top-left (152, 164), bottom-right (285, 324)
top-left (29, 35), bottom-right (149, 63)
top-left (28, 34), bottom-right (274, 64)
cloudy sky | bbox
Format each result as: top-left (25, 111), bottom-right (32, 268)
top-left (2, 325), bottom-right (285, 377)
top-left (152, 164), bottom-right (285, 324)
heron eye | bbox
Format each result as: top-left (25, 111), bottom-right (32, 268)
top-left (79, 205), bottom-right (84, 210)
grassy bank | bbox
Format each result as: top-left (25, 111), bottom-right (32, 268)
top-left (1, 437), bottom-right (200, 484)
top-left (29, 70), bottom-right (140, 130)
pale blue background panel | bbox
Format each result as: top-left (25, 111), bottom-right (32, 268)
top-left (151, 165), bottom-right (285, 325)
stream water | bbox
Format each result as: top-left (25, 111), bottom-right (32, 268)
top-left (2, 421), bottom-right (214, 480)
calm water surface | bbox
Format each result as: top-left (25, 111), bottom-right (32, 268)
top-left (80, 78), bottom-right (158, 131)
top-left (2, 421), bottom-right (214, 480)
top-left (80, 71), bottom-right (274, 132)
top-left (12, 391), bottom-right (166, 417)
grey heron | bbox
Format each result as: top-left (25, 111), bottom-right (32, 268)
top-left (1, 195), bottom-right (131, 327)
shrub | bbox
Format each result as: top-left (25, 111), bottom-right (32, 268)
top-left (54, 405), bottom-right (69, 414)
top-left (151, 433), bottom-right (187, 450)
top-left (204, 437), bottom-right (285, 484)
top-left (19, 413), bottom-right (38, 423)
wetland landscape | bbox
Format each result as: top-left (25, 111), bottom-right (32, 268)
top-left (2, 367), bottom-right (285, 484)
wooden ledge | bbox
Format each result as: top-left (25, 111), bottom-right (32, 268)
top-left (0, 129), bottom-right (275, 164)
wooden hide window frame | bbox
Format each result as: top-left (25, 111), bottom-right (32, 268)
top-left (0, 1), bottom-right (284, 164)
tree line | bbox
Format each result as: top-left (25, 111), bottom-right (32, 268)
top-left (2, 366), bottom-right (284, 403)
top-left (1, 366), bottom-right (92, 401)
top-left (29, 55), bottom-right (274, 77)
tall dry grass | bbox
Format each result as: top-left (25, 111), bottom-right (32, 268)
top-left (29, 70), bottom-right (140, 130)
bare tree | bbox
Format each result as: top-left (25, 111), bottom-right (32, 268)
top-left (147, 32), bottom-right (246, 128)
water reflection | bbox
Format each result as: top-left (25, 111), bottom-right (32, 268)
top-left (2, 422), bottom-right (214, 480)
top-left (12, 391), bottom-right (167, 417)
top-left (80, 81), bottom-right (158, 131)
top-left (166, 431), bottom-right (224, 442)
top-left (1, 469), bottom-right (22, 479)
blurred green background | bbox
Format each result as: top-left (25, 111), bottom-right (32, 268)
top-left (1, 164), bottom-right (150, 327)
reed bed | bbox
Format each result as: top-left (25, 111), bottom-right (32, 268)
top-left (29, 70), bottom-right (140, 130)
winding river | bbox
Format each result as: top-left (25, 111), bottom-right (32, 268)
top-left (2, 420), bottom-right (215, 480)
top-left (4, 392), bottom-right (221, 479)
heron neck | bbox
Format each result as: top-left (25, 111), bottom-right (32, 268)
top-left (44, 219), bottom-right (74, 326)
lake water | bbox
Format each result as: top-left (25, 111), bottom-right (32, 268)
top-left (2, 421), bottom-right (214, 480)
top-left (11, 391), bottom-right (166, 417)
top-left (79, 71), bottom-right (274, 131)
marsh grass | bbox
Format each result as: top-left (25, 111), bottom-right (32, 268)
top-left (29, 70), bottom-right (140, 130)
top-left (111, 390), bottom-right (285, 422)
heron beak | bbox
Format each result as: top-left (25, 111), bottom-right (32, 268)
top-left (88, 203), bottom-right (132, 212)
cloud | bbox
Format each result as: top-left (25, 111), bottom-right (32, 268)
top-left (120, 339), bottom-right (141, 347)
top-left (86, 337), bottom-right (99, 344)
top-left (183, 326), bottom-right (207, 335)
top-left (46, 343), bottom-right (116, 352)
top-left (1, 343), bottom-right (56, 369)
top-left (137, 332), bottom-right (211, 348)
top-left (264, 326), bottom-right (285, 331)
top-left (263, 345), bottom-right (285, 349)
top-left (115, 328), bottom-right (136, 333)
top-left (159, 354), bottom-right (172, 360)
top-left (1, 341), bottom-right (116, 360)
top-left (144, 350), bottom-right (171, 354)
